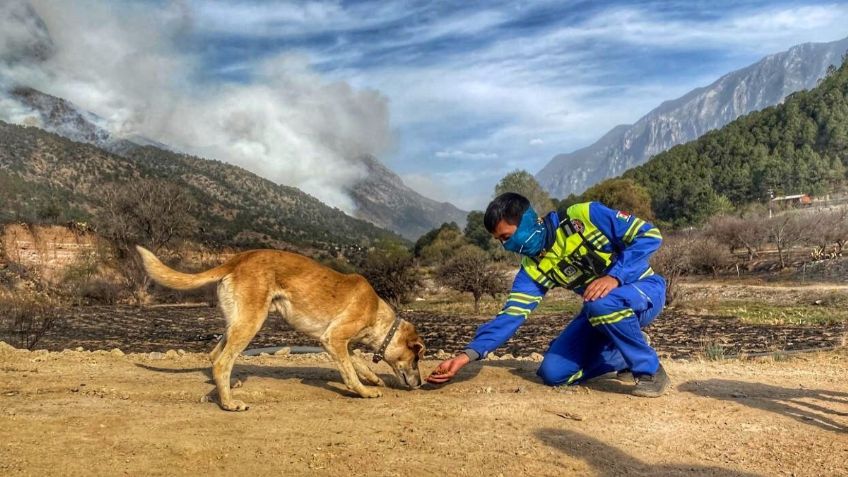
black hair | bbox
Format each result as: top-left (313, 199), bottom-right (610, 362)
top-left (483, 192), bottom-right (530, 233)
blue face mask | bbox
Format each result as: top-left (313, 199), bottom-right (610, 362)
top-left (502, 208), bottom-right (546, 257)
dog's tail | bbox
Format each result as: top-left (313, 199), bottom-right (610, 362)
top-left (135, 245), bottom-right (231, 290)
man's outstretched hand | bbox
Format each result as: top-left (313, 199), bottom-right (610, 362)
top-left (583, 275), bottom-right (619, 302)
top-left (426, 353), bottom-right (471, 384)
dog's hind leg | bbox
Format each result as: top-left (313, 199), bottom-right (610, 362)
top-left (352, 356), bottom-right (385, 387)
top-left (212, 281), bottom-right (271, 411)
top-left (210, 278), bottom-right (235, 365)
top-left (321, 324), bottom-right (382, 398)
top-left (209, 336), bottom-right (226, 363)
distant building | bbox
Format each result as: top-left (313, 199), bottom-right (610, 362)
top-left (770, 193), bottom-right (812, 208)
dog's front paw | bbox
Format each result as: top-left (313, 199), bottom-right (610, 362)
top-left (362, 376), bottom-right (385, 387)
top-left (357, 387), bottom-right (383, 398)
top-left (221, 399), bottom-right (250, 411)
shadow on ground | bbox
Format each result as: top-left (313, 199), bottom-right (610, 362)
top-left (135, 362), bottom-right (416, 400)
top-left (679, 379), bottom-right (848, 433)
top-left (535, 427), bottom-right (763, 477)
top-left (437, 359), bottom-right (637, 395)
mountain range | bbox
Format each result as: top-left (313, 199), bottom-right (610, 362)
top-left (537, 36), bottom-right (848, 198)
top-left (2, 85), bottom-right (467, 240)
top-left (0, 119), bottom-right (406, 254)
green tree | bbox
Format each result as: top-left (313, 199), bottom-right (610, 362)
top-left (418, 224), bottom-right (468, 266)
top-left (579, 178), bottom-right (655, 220)
top-left (494, 170), bottom-right (555, 215)
top-left (413, 222), bottom-right (461, 257)
top-left (463, 210), bottom-right (497, 251)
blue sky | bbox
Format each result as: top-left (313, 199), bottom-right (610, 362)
top-left (170, 0), bottom-right (848, 210)
top-left (17, 0), bottom-right (848, 211)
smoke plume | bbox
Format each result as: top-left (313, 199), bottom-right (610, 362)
top-left (0, 0), bottom-right (391, 212)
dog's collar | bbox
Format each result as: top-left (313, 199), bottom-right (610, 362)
top-left (373, 317), bottom-right (402, 364)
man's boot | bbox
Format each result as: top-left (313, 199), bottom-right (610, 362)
top-left (632, 363), bottom-right (670, 398)
top-left (616, 369), bottom-right (634, 383)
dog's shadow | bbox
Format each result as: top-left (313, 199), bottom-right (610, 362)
top-left (135, 361), bottom-right (415, 400)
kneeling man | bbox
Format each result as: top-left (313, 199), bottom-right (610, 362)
top-left (427, 193), bottom-right (669, 397)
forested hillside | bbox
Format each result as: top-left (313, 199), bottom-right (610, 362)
top-left (0, 122), bottom-right (404, 252)
top-left (625, 58), bottom-right (848, 225)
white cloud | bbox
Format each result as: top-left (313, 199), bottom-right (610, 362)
top-left (529, 138), bottom-right (544, 146)
top-left (560, 4), bottom-right (848, 53)
top-left (0, 0), bottom-right (393, 213)
top-left (435, 149), bottom-right (499, 160)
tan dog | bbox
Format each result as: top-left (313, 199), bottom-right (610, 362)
top-left (136, 246), bottom-right (425, 411)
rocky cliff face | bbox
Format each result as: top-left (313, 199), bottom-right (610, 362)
top-left (1, 224), bottom-right (99, 283)
top-left (538, 37), bottom-right (848, 198)
top-left (349, 155), bottom-right (467, 240)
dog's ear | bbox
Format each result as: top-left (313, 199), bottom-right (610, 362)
top-left (409, 340), bottom-right (425, 358)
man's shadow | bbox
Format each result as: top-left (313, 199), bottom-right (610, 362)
top-left (679, 379), bottom-right (848, 433)
top-left (535, 427), bottom-right (763, 477)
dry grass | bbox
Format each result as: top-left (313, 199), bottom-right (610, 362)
top-left (0, 290), bottom-right (64, 350)
top-left (405, 287), bottom-right (583, 316)
top-left (682, 299), bottom-right (848, 326)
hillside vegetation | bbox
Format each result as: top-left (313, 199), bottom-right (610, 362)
top-left (625, 58), bottom-right (848, 225)
top-left (0, 121), bottom-right (404, 252)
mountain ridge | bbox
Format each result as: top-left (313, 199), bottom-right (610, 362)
top-left (538, 36), bottom-right (848, 198)
top-left (0, 120), bottom-right (407, 254)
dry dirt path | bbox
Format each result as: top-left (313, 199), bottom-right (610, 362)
top-left (1, 343), bottom-right (847, 476)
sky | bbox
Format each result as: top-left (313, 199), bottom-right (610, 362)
top-left (3, 1), bottom-right (848, 212)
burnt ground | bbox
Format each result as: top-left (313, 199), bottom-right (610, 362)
top-left (34, 304), bottom-right (847, 359)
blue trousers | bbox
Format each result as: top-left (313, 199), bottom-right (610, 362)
top-left (536, 274), bottom-right (666, 386)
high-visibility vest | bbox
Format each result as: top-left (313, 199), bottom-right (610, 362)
top-left (520, 203), bottom-right (653, 290)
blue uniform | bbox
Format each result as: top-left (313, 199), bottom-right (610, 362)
top-left (464, 202), bottom-right (666, 384)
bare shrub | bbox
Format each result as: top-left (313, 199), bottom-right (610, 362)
top-left (650, 233), bottom-right (693, 305)
top-left (59, 250), bottom-right (123, 305)
top-left (359, 246), bottom-right (421, 309)
top-left (765, 212), bottom-right (807, 269)
top-left (95, 179), bottom-right (197, 303)
top-left (435, 245), bottom-right (507, 313)
top-left (688, 237), bottom-right (730, 277)
top-left (0, 291), bottom-right (63, 350)
top-left (805, 208), bottom-right (848, 255)
top-left (706, 212), bottom-right (767, 261)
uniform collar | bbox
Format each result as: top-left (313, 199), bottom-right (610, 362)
top-left (541, 210), bottom-right (558, 252)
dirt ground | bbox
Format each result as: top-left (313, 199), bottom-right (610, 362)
top-left (1, 342), bottom-right (846, 476)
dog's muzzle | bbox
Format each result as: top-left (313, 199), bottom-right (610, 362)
top-left (401, 369), bottom-right (423, 389)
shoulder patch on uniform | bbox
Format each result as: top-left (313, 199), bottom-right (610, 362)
top-left (571, 219), bottom-right (584, 232)
top-left (615, 211), bottom-right (631, 221)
